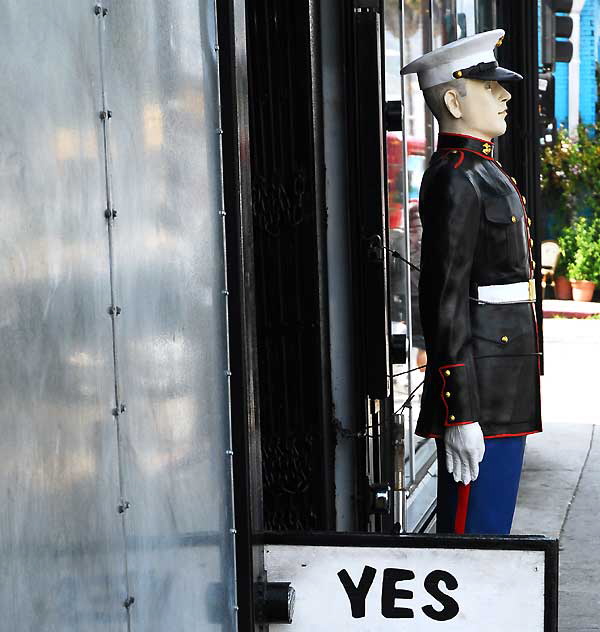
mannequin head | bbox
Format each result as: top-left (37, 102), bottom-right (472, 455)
top-left (423, 78), bottom-right (511, 141)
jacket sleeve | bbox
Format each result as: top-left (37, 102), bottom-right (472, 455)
top-left (409, 201), bottom-right (425, 350)
top-left (419, 163), bottom-right (481, 427)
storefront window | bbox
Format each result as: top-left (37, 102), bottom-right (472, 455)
top-left (384, 0), bottom-right (494, 532)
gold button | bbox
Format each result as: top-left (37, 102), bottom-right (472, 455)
top-left (511, 177), bottom-right (517, 184)
top-left (501, 335), bottom-right (509, 343)
top-left (532, 260), bottom-right (536, 269)
top-left (511, 215), bottom-right (517, 223)
top-left (522, 196), bottom-right (527, 205)
top-left (445, 391), bottom-right (451, 398)
top-left (450, 415), bottom-right (456, 421)
top-left (456, 70), bottom-right (463, 77)
top-left (530, 238), bottom-right (534, 247)
top-left (528, 218), bottom-right (532, 226)
top-left (445, 369), bottom-right (451, 376)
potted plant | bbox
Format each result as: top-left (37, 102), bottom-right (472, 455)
top-left (565, 217), bottom-right (600, 302)
top-left (540, 124), bottom-right (600, 300)
top-left (556, 223), bottom-right (576, 299)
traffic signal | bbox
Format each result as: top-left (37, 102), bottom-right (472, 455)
top-left (538, 71), bottom-right (557, 145)
top-left (539, 71), bottom-right (555, 123)
top-left (541, 0), bottom-right (574, 69)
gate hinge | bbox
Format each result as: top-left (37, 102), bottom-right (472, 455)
top-left (385, 100), bottom-right (403, 132)
top-left (354, 0), bottom-right (380, 11)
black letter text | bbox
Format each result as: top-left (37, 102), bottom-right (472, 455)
top-left (337, 566), bottom-right (377, 618)
top-left (381, 568), bottom-right (415, 618)
top-left (422, 569), bottom-right (460, 621)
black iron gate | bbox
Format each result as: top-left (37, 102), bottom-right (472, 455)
top-left (495, 0), bottom-right (544, 367)
top-left (246, 0), bottom-right (334, 531)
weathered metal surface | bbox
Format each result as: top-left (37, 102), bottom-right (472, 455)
top-left (0, 1), bottom-right (127, 629)
top-left (101, 1), bottom-right (236, 630)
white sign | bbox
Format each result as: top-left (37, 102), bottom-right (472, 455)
top-left (265, 543), bottom-right (549, 631)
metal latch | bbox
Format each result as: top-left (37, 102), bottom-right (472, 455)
top-left (369, 483), bottom-right (391, 515)
top-left (256, 581), bottom-right (296, 624)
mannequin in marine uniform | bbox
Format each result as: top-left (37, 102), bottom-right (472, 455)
top-left (401, 30), bottom-right (541, 534)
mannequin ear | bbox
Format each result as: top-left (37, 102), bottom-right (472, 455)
top-left (443, 89), bottom-right (462, 119)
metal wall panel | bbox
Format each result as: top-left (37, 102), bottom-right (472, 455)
top-left (0, 1), bottom-right (127, 629)
top-left (100, 2), bottom-right (236, 630)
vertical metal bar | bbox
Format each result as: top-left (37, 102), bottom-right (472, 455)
top-left (353, 5), bottom-right (390, 400)
top-left (392, 412), bottom-right (406, 531)
top-left (397, 0), bottom-right (416, 487)
top-left (365, 397), bottom-right (375, 532)
top-left (309, 0), bottom-right (336, 529)
top-left (217, 0), bottom-right (265, 626)
top-left (95, 3), bottom-right (132, 629)
top-left (213, 1), bottom-right (240, 628)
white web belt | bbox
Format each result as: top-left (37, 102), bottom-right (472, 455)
top-left (477, 280), bottom-right (536, 303)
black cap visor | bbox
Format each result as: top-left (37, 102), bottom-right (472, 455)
top-left (474, 66), bottom-right (523, 82)
top-left (453, 61), bottom-right (523, 82)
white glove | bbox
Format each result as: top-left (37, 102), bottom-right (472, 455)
top-left (444, 422), bottom-right (485, 485)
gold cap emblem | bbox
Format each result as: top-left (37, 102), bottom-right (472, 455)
top-left (496, 35), bottom-right (504, 47)
top-left (482, 142), bottom-right (492, 155)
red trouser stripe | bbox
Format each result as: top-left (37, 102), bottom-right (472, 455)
top-left (454, 483), bottom-right (471, 534)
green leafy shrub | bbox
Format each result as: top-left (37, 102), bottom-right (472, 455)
top-left (556, 223), bottom-right (576, 277)
top-left (564, 217), bottom-right (600, 282)
top-left (540, 124), bottom-right (600, 235)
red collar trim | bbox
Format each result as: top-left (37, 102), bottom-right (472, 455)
top-left (441, 147), bottom-right (495, 161)
top-left (439, 132), bottom-right (494, 145)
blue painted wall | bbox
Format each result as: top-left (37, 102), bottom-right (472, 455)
top-left (555, 61), bottom-right (569, 127)
top-left (552, 0), bottom-right (600, 128)
top-left (579, 0), bottom-right (598, 124)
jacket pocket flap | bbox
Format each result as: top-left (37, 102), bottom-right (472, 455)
top-left (483, 193), bottom-right (522, 224)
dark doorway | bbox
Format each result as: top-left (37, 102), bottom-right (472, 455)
top-left (245, 0), bottom-right (334, 531)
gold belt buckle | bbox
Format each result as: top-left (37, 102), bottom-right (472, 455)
top-left (528, 279), bottom-right (536, 301)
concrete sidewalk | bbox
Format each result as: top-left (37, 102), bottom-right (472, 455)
top-left (512, 318), bottom-right (600, 630)
top-left (543, 298), bottom-right (600, 319)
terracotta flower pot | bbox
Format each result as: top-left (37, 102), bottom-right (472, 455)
top-left (554, 275), bottom-right (573, 300)
top-left (570, 279), bottom-right (596, 302)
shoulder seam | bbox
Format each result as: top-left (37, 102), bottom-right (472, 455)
top-left (463, 169), bottom-right (481, 206)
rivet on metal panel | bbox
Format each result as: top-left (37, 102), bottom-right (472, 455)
top-left (214, 45), bottom-right (220, 52)
top-left (222, 289), bottom-right (229, 295)
top-left (108, 305), bottom-right (122, 316)
top-left (118, 501), bottom-right (131, 514)
top-left (102, 7), bottom-right (108, 16)
top-left (94, 5), bottom-right (102, 15)
top-left (225, 370), bottom-right (232, 377)
top-left (123, 596), bottom-right (135, 609)
top-left (120, 403), bottom-right (126, 413)
top-left (230, 528), bottom-right (237, 534)
top-left (104, 208), bottom-right (117, 219)
top-left (219, 210), bottom-right (227, 216)
top-left (225, 450), bottom-right (234, 456)
top-left (216, 128), bottom-right (223, 134)
top-left (112, 407), bottom-right (119, 417)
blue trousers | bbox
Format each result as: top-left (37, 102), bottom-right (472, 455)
top-left (435, 436), bottom-right (526, 535)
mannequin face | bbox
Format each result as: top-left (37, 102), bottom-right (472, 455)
top-left (443, 79), bottom-right (511, 140)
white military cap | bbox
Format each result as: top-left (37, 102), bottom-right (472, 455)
top-left (401, 29), bottom-right (522, 90)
